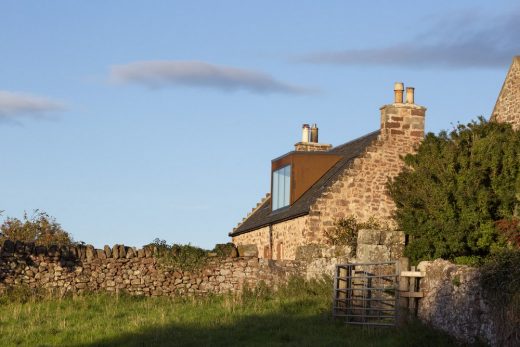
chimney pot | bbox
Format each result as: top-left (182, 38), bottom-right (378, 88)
top-left (310, 124), bottom-right (318, 143)
top-left (301, 124), bottom-right (310, 143)
top-left (406, 87), bottom-right (415, 104)
top-left (394, 82), bottom-right (404, 103)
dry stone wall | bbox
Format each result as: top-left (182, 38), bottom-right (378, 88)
top-left (355, 229), bottom-right (405, 263)
top-left (0, 240), bottom-right (305, 297)
top-left (417, 259), bottom-right (509, 346)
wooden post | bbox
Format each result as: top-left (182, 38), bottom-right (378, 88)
top-left (397, 257), bottom-right (409, 325)
top-left (408, 266), bottom-right (417, 314)
top-left (397, 257), bottom-right (409, 308)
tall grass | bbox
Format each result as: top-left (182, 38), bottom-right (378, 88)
top-left (0, 277), bottom-right (456, 346)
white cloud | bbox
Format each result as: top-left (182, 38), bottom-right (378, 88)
top-left (0, 91), bottom-right (64, 123)
top-left (110, 60), bottom-right (314, 94)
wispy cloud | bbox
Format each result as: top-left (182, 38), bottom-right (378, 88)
top-left (0, 91), bottom-right (64, 124)
top-left (297, 8), bottom-right (520, 69)
top-left (110, 60), bottom-right (314, 94)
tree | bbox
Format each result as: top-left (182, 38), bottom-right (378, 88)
top-left (387, 118), bottom-right (520, 263)
top-left (0, 210), bottom-right (73, 246)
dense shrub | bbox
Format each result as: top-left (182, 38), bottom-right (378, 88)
top-left (388, 118), bottom-right (520, 263)
top-left (0, 210), bottom-right (73, 247)
top-left (150, 238), bottom-right (209, 271)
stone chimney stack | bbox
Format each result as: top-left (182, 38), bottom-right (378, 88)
top-left (380, 82), bottom-right (426, 144)
top-left (295, 123), bottom-right (332, 152)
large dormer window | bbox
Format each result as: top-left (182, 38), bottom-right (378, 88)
top-left (272, 165), bottom-right (291, 210)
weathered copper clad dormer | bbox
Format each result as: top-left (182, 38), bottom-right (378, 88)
top-left (271, 125), bottom-right (341, 211)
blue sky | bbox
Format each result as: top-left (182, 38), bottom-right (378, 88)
top-left (1, 0), bottom-right (519, 249)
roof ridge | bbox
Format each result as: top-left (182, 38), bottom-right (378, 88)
top-left (329, 130), bottom-right (380, 152)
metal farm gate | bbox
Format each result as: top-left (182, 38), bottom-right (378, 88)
top-left (333, 262), bottom-right (400, 327)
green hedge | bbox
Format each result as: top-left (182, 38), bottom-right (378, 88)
top-left (388, 118), bottom-right (520, 263)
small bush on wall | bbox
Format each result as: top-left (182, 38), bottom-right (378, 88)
top-left (388, 118), bottom-right (520, 263)
top-left (324, 216), bottom-right (382, 256)
top-left (150, 238), bottom-right (209, 271)
top-left (0, 210), bottom-right (73, 247)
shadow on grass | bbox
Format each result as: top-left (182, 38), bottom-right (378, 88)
top-left (74, 300), bottom-right (458, 347)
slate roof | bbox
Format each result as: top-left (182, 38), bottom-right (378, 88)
top-left (229, 130), bottom-right (380, 236)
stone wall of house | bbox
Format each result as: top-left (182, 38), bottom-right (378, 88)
top-left (491, 56), bottom-right (520, 131)
top-left (304, 135), bottom-right (421, 245)
top-left (416, 259), bottom-right (512, 346)
top-left (0, 240), bottom-right (305, 297)
top-left (270, 216), bottom-right (308, 260)
top-left (232, 216), bottom-right (310, 261)
top-left (232, 226), bottom-right (270, 258)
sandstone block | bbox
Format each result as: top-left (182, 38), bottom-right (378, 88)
top-left (237, 244), bottom-right (258, 257)
top-left (35, 245), bottom-right (47, 256)
top-left (357, 229), bottom-right (383, 245)
top-left (86, 245), bottom-right (96, 261)
top-left (118, 245), bottom-right (126, 258)
top-left (112, 245), bottom-right (120, 259)
top-left (103, 245), bottom-right (112, 258)
top-left (295, 244), bottom-right (325, 261)
top-left (126, 248), bottom-right (135, 259)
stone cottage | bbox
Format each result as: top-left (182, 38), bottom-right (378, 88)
top-left (230, 83), bottom-right (426, 260)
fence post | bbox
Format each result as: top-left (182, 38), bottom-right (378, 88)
top-left (397, 257), bottom-right (409, 307)
top-left (397, 257), bottom-right (409, 325)
top-left (408, 265), bottom-right (418, 314)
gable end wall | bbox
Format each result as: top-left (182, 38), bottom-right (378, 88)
top-left (491, 57), bottom-right (520, 130)
top-left (303, 134), bottom-right (420, 245)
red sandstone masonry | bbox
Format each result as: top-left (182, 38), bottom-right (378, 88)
top-left (0, 241), bottom-right (305, 296)
top-left (301, 103), bottom-right (425, 249)
top-left (491, 57), bottom-right (520, 130)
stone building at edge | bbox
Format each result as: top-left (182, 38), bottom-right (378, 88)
top-left (230, 56), bottom-right (520, 261)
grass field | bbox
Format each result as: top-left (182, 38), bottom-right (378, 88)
top-left (0, 278), bottom-right (457, 346)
